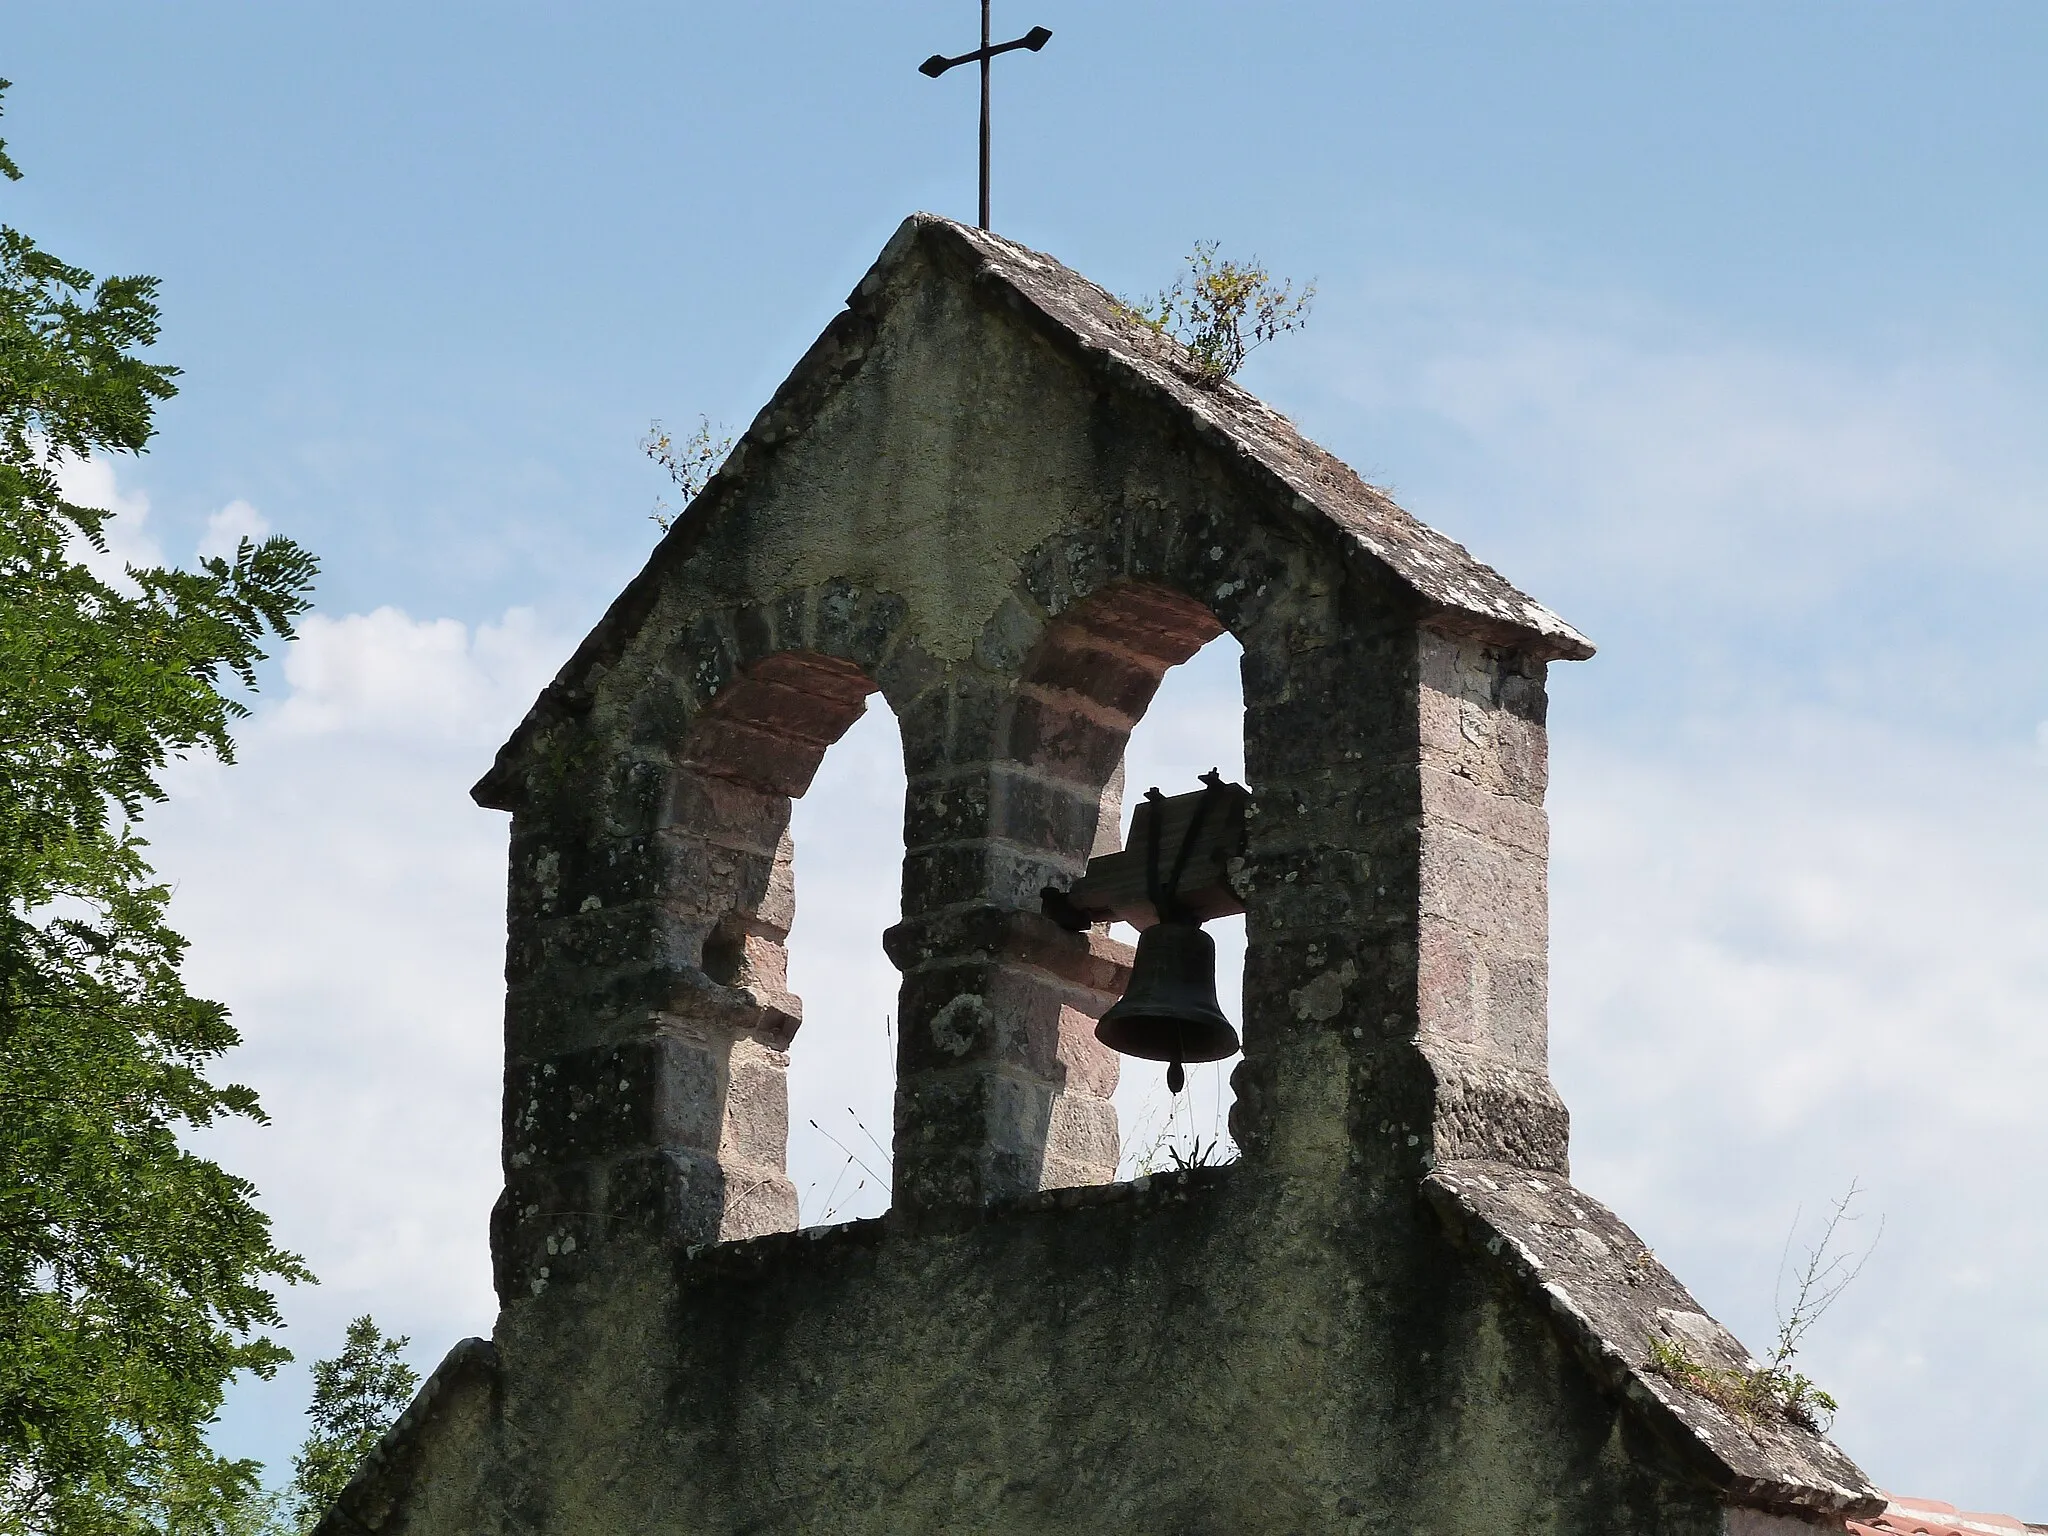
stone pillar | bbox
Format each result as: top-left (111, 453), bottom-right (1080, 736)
top-left (488, 646), bottom-right (877, 1302)
top-left (1413, 627), bottom-right (1568, 1172)
top-left (1231, 609), bottom-right (1568, 1186)
top-left (887, 662), bottom-right (1132, 1209)
top-left (887, 583), bottom-right (1216, 1213)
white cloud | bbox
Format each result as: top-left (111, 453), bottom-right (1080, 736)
top-left (149, 603), bottom-right (564, 1473)
top-left (51, 452), bottom-right (161, 584)
top-left (273, 605), bottom-right (555, 740)
top-left (1548, 713), bottom-right (2048, 1510)
top-left (198, 498), bottom-right (270, 559)
top-left (1317, 280), bottom-right (2048, 623)
top-left (50, 456), bottom-right (293, 580)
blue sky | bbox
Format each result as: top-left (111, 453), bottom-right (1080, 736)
top-left (9, 2), bottom-right (2048, 1516)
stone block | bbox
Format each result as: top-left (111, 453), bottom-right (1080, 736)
top-left (659, 975), bottom-right (802, 1053)
top-left (820, 585), bottom-right (906, 671)
top-left (502, 1035), bottom-right (726, 1170)
top-left (901, 770), bottom-right (991, 851)
top-left (1038, 1090), bottom-right (1119, 1190)
top-left (943, 667), bottom-right (1012, 766)
top-left (874, 636), bottom-right (946, 714)
top-left (679, 716), bottom-right (831, 798)
top-left (988, 766), bottom-right (1100, 861)
top-left (1244, 696), bottom-right (1399, 780)
top-left (1418, 763), bottom-right (1548, 856)
top-left (508, 826), bottom-right (668, 920)
top-left (1016, 523), bottom-right (1120, 618)
top-left (898, 843), bottom-right (989, 914)
top-left (503, 962), bottom-right (680, 1062)
top-left (1419, 824), bottom-right (1548, 946)
top-left (889, 1069), bottom-right (993, 1210)
top-left (675, 614), bottom-right (741, 711)
top-left (812, 578), bottom-right (863, 659)
top-left (599, 754), bottom-right (671, 839)
top-left (1418, 1039), bottom-right (1571, 1173)
top-left (663, 771), bottom-right (791, 857)
top-left (717, 1167), bottom-right (798, 1242)
top-left (1005, 691), bottom-right (1127, 787)
top-left (504, 901), bottom-right (689, 990)
top-left (892, 677), bottom-right (952, 778)
top-left (975, 1070), bottom-right (1061, 1200)
top-left (718, 1037), bottom-right (792, 1170)
top-left (731, 600), bottom-right (779, 664)
top-left (624, 673), bottom-right (697, 751)
top-left (973, 592), bottom-right (1046, 674)
top-left (1025, 642), bottom-right (1164, 726)
top-left (1053, 1003), bottom-right (1120, 1099)
top-left (604, 1145), bottom-right (729, 1245)
top-left (757, 834), bottom-right (797, 936)
top-left (769, 587), bottom-right (811, 654)
top-left (654, 832), bottom-right (780, 924)
top-left (894, 966), bottom-right (1014, 1074)
top-left (489, 1163), bottom-right (599, 1303)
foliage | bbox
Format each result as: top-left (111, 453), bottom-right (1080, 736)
top-left (1116, 1060), bottom-right (1238, 1181)
top-left (799, 1101), bottom-right (893, 1228)
top-left (285, 1318), bottom-right (417, 1533)
top-left (1114, 241), bottom-right (1314, 383)
top-left (642, 416), bottom-right (733, 533)
top-left (1646, 1334), bottom-right (1839, 1434)
top-left (1647, 1182), bottom-right (1881, 1435)
top-left (0, 81), bottom-right (319, 1534)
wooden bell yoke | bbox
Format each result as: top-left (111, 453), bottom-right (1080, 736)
top-left (1042, 770), bottom-right (1252, 932)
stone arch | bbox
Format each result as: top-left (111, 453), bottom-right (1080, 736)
top-left (1096, 626), bottom-right (1252, 1172)
top-left (878, 477), bottom-right (1511, 1211)
top-left (660, 647), bottom-right (882, 1239)
top-left (1002, 579), bottom-right (1229, 861)
top-left (490, 582), bottom-right (916, 1300)
top-left (882, 512), bottom-right (1297, 1213)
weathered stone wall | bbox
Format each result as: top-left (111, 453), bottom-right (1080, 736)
top-left (327, 217), bottom-right (1879, 1534)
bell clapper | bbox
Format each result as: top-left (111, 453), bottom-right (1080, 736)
top-left (1167, 1045), bottom-right (1185, 1096)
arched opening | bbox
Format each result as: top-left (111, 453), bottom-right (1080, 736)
top-left (659, 649), bottom-right (904, 1238)
top-left (1006, 580), bottom-right (1247, 1187)
top-left (1108, 633), bottom-right (1247, 1177)
top-left (783, 701), bottom-right (904, 1225)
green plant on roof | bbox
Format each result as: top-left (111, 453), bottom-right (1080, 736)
top-left (643, 415), bottom-right (733, 533)
top-left (1648, 1181), bottom-right (1882, 1435)
top-left (1114, 241), bottom-right (1314, 384)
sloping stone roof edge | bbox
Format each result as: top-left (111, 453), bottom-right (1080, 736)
top-left (473, 213), bottom-right (1592, 809)
top-left (917, 216), bottom-right (1593, 659)
top-left (1424, 1161), bottom-right (1885, 1522)
top-left (314, 1335), bottom-right (498, 1535)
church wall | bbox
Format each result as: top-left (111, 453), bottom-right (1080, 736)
top-left (325, 224), bottom-right (1868, 1534)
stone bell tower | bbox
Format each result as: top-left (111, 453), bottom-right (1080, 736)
top-left (322, 215), bottom-right (1884, 1535)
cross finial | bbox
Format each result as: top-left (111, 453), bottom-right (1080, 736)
top-left (918, 1), bottom-right (1052, 231)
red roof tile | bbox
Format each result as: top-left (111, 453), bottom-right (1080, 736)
top-left (1847, 1495), bottom-right (2044, 1536)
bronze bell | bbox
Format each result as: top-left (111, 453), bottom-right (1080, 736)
top-left (1096, 920), bottom-right (1240, 1094)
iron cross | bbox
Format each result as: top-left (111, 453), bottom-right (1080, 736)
top-left (918, 2), bottom-right (1052, 231)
